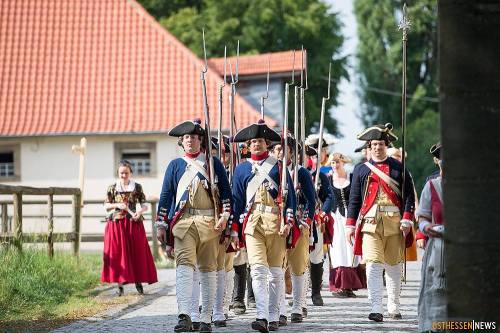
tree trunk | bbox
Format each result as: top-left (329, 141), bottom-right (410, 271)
top-left (440, 0), bottom-right (500, 321)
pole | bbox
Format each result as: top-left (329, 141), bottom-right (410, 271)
top-left (314, 63), bottom-right (331, 191)
top-left (398, 3), bottom-right (411, 283)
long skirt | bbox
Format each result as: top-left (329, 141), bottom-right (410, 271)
top-left (418, 237), bottom-right (447, 332)
top-left (101, 218), bottom-right (158, 284)
top-left (328, 209), bottom-right (366, 291)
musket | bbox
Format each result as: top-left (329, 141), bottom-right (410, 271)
top-left (260, 55), bottom-right (271, 120)
top-left (398, 3), bottom-right (411, 283)
top-left (228, 41), bottom-right (240, 180)
top-left (293, 50), bottom-right (300, 188)
top-left (279, 51), bottom-right (295, 245)
top-left (200, 29), bottom-right (219, 220)
top-left (314, 63), bottom-right (331, 191)
top-left (217, 46), bottom-right (227, 161)
top-left (300, 48), bottom-right (308, 166)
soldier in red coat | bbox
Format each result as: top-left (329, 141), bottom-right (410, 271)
top-left (345, 123), bottom-right (415, 322)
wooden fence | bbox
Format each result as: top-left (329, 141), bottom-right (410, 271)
top-left (0, 184), bottom-right (160, 259)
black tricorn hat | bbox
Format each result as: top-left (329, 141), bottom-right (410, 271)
top-left (268, 133), bottom-right (298, 151)
top-left (357, 123), bottom-right (398, 142)
top-left (168, 118), bottom-right (205, 137)
top-left (233, 119), bottom-right (281, 142)
top-left (354, 141), bottom-right (369, 153)
top-left (211, 136), bottom-right (230, 152)
top-left (430, 142), bottom-right (442, 159)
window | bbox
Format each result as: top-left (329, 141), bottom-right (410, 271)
top-left (0, 145), bottom-right (20, 181)
top-left (0, 152), bottom-right (14, 177)
top-left (122, 151), bottom-right (151, 176)
top-left (114, 142), bottom-right (156, 177)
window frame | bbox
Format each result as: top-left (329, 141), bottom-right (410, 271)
top-left (114, 141), bottom-right (157, 178)
top-left (0, 144), bottom-right (21, 182)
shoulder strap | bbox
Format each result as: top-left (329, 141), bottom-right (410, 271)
top-left (429, 178), bottom-right (443, 203)
top-left (175, 161), bottom-right (201, 208)
top-left (182, 156), bottom-right (210, 181)
top-left (245, 157), bottom-right (279, 205)
top-left (363, 162), bottom-right (401, 196)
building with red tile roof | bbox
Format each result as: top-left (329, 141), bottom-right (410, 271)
top-left (0, 0), bottom-right (268, 138)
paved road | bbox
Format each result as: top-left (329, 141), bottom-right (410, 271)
top-left (53, 261), bottom-right (420, 333)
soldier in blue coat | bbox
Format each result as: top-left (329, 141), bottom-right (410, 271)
top-left (232, 119), bottom-right (297, 333)
top-left (270, 134), bottom-right (316, 324)
top-left (155, 119), bottom-right (234, 333)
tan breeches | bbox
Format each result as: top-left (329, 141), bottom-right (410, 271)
top-left (286, 229), bottom-right (310, 276)
top-left (245, 220), bottom-right (286, 268)
top-left (216, 242), bottom-right (235, 272)
top-left (174, 222), bottom-right (219, 272)
top-left (362, 212), bottom-right (404, 265)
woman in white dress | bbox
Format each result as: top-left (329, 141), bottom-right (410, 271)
top-left (328, 153), bottom-right (366, 297)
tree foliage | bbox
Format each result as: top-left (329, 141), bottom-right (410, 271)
top-left (137, 0), bottom-right (347, 134)
top-left (354, 0), bottom-right (439, 190)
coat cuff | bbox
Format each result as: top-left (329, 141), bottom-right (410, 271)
top-left (403, 211), bottom-right (413, 220)
top-left (346, 217), bottom-right (356, 227)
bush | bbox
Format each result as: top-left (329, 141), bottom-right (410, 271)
top-left (0, 249), bottom-right (101, 321)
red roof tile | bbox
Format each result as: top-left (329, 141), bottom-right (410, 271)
top-left (208, 50), bottom-right (303, 77)
top-left (0, 0), bottom-right (269, 137)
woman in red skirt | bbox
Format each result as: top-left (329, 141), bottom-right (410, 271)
top-left (101, 160), bottom-right (158, 295)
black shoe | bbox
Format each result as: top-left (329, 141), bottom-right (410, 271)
top-left (368, 313), bottom-right (383, 322)
top-left (232, 300), bottom-right (246, 315)
top-left (302, 307), bottom-right (308, 318)
top-left (311, 292), bottom-right (324, 306)
top-left (175, 314), bottom-right (193, 332)
top-left (117, 284), bottom-right (124, 296)
top-left (199, 322), bottom-right (212, 332)
top-left (251, 318), bottom-right (269, 333)
top-left (135, 283), bottom-right (144, 294)
top-left (279, 315), bottom-right (287, 326)
top-left (213, 320), bottom-right (226, 328)
top-left (268, 321), bottom-right (279, 331)
top-left (191, 322), bottom-right (200, 331)
top-left (290, 313), bottom-right (303, 323)
top-left (247, 300), bottom-right (256, 309)
top-left (388, 312), bottom-right (402, 319)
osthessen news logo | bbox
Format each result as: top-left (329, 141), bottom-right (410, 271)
top-left (432, 321), bottom-right (496, 331)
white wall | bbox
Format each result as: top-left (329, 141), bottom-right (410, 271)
top-left (0, 134), bottom-right (182, 239)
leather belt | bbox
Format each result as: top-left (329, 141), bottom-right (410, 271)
top-left (253, 203), bottom-right (279, 214)
top-left (186, 208), bottom-right (214, 216)
top-left (378, 205), bottom-right (400, 213)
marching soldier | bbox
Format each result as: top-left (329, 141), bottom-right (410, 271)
top-left (270, 135), bottom-right (316, 324)
top-left (155, 119), bottom-right (234, 333)
top-left (346, 123), bottom-right (415, 322)
top-left (305, 137), bottom-right (334, 307)
top-left (232, 119), bottom-right (297, 333)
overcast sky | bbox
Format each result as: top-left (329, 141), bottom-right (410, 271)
top-left (326, 0), bottom-right (364, 157)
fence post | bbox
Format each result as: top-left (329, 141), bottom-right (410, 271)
top-left (72, 192), bottom-right (81, 257)
top-left (150, 201), bottom-right (159, 261)
top-left (47, 194), bottom-right (54, 258)
top-left (13, 193), bottom-right (22, 252)
top-left (1, 203), bottom-right (7, 234)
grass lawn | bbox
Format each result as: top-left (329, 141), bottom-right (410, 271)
top-left (0, 247), bottom-right (174, 332)
top-left (0, 249), bottom-right (109, 332)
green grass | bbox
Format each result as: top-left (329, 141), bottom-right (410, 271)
top-left (0, 249), bottom-right (102, 322)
